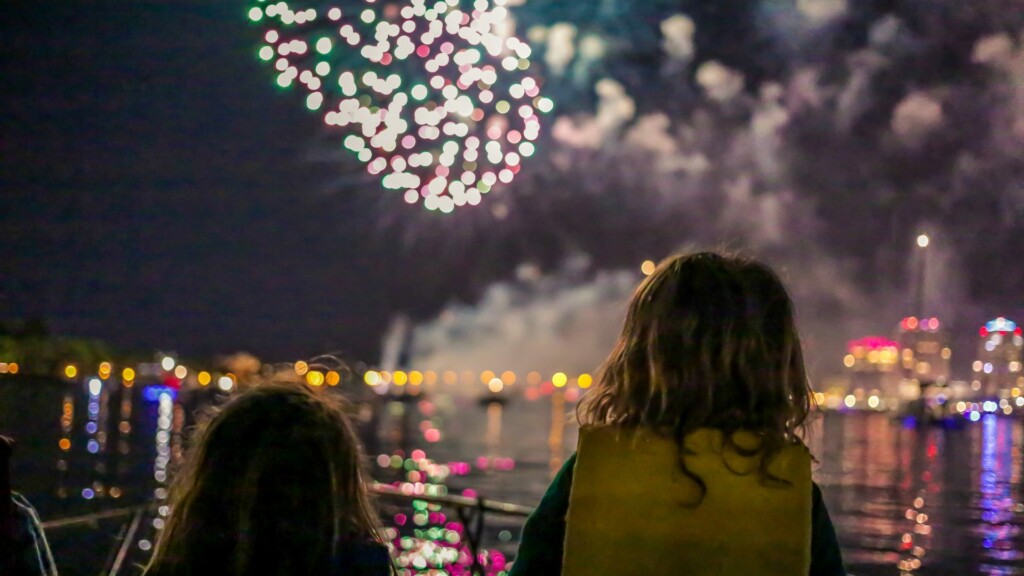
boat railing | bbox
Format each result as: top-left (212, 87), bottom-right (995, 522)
top-left (36, 483), bottom-right (534, 575)
top-left (1, 435), bottom-right (14, 573)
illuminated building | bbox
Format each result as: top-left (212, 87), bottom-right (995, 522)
top-left (972, 318), bottom-right (1024, 397)
top-left (843, 337), bottom-right (900, 403)
top-left (895, 317), bottom-right (951, 388)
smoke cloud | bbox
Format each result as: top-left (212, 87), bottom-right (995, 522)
top-left (347, 0), bottom-right (1024, 375)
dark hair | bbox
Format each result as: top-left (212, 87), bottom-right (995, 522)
top-left (147, 384), bottom-right (383, 576)
top-left (578, 251), bottom-right (815, 498)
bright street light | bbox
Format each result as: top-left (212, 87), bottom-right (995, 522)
top-left (917, 234), bottom-right (930, 248)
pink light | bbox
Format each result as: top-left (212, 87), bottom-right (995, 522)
top-left (416, 45), bottom-right (430, 58)
top-left (847, 336), bottom-right (899, 352)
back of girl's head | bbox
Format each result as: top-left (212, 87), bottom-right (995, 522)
top-left (148, 384), bottom-right (380, 576)
top-left (579, 251), bottom-right (813, 441)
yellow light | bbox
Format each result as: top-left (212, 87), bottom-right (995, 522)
top-left (641, 260), bottom-right (656, 276)
top-left (364, 371), bottom-right (382, 386)
top-left (0, 363), bottom-right (7, 374)
top-left (488, 378), bottom-right (504, 393)
top-left (99, 362), bottom-right (112, 377)
top-left (843, 355), bottom-right (855, 368)
top-left (8, 363), bottom-right (18, 375)
top-left (325, 371), bottom-right (340, 386)
top-left (813, 392), bottom-right (826, 406)
top-left (1013, 387), bottom-right (1021, 398)
top-left (122, 368), bottom-right (136, 381)
top-left (867, 350), bottom-right (879, 364)
top-left (64, 365), bottom-right (78, 379)
top-left (941, 347), bottom-right (952, 360)
top-left (844, 395), bottom-right (856, 408)
top-left (294, 361), bottom-right (309, 376)
top-left (306, 371), bottom-right (325, 387)
top-left (174, 365), bottom-right (188, 379)
top-left (578, 373), bottom-right (593, 389)
top-left (443, 371), bottom-right (458, 385)
top-left (480, 370), bottom-right (496, 384)
top-left (868, 396), bottom-right (880, 409)
top-left (552, 372), bottom-right (568, 387)
top-left (501, 371), bottom-right (516, 385)
top-left (198, 371), bottom-right (211, 386)
top-left (973, 360), bottom-right (983, 372)
top-left (527, 371), bottom-right (541, 386)
top-left (409, 371), bottom-right (423, 386)
top-left (393, 371), bottom-right (408, 386)
top-left (424, 371), bottom-right (437, 385)
top-left (58, 439), bottom-right (71, 451)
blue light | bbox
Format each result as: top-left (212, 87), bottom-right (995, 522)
top-left (143, 386), bottom-right (178, 403)
top-left (985, 317), bottom-right (1017, 333)
top-left (85, 422), bottom-right (98, 434)
top-left (82, 488), bottom-right (95, 500)
top-left (87, 440), bottom-right (99, 454)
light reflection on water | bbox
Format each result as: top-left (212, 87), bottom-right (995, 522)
top-left (814, 412), bottom-right (1024, 575)
top-left (4, 381), bottom-right (1024, 575)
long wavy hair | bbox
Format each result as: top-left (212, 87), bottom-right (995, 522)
top-left (146, 384), bottom-right (384, 576)
top-left (578, 251), bottom-right (815, 499)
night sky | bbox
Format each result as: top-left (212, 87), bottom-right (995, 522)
top-left (3, 0), bottom-right (1023, 368)
top-left (1, 2), bottom-right (415, 361)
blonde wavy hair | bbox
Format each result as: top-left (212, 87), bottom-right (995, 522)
top-left (578, 252), bottom-right (815, 498)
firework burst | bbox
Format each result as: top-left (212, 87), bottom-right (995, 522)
top-left (249, 0), bottom-right (553, 213)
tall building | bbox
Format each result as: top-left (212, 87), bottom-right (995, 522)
top-left (972, 318), bottom-right (1024, 397)
top-left (843, 336), bottom-right (900, 401)
top-left (895, 316), bottom-right (951, 387)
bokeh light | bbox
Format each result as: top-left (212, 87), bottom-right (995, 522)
top-left (251, 0), bottom-right (550, 212)
top-left (326, 370), bottom-right (341, 386)
top-left (306, 370), bottom-right (325, 386)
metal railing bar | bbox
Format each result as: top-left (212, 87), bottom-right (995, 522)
top-left (107, 508), bottom-right (144, 576)
top-left (40, 505), bottom-right (149, 530)
top-left (370, 483), bottom-right (534, 517)
top-left (39, 485), bottom-right (534, 531)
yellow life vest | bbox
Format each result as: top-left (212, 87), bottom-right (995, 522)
top-left (563, 426), bottom-right (812, 576)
